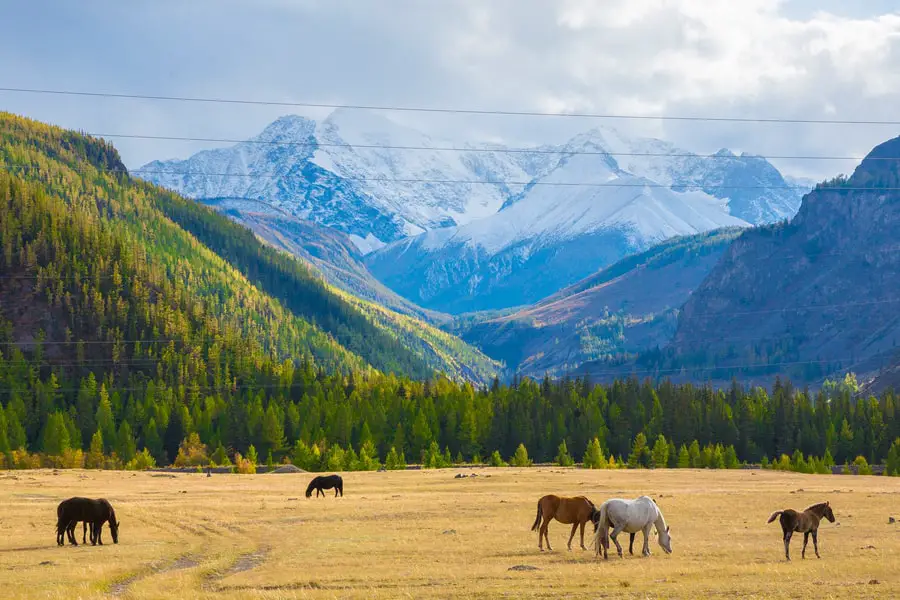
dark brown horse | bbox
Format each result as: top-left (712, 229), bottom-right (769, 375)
top-left (56, 498), bottom-right (120, 546)
top-left (306, 474), bottom-right (343, 498)
top-left (531, 495), bottom-right (598, 551)
top-left (767, 501), bottom-right (834, 560)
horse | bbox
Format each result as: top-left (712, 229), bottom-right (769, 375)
top-left (56, 498), bottom-right (120, 546)
top-left (530, 495), bottom-right (598, 552)
top-left (306, 474), bottom-right (343, 498)
top-left (57, 499), bottom-right (94, 546)
top-left (767, 501), bottom-right (835, 561)
top-left (591, 496), bottom-right (672, 559)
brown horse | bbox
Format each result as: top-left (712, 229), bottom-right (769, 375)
top-left (767, 501), bottom-right (835, 561)
top-left (531, 495), bottom-right (598, 551)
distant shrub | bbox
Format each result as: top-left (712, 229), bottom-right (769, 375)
top-left (852, 455), bottom-right (872, 476)
top-left (510, 444), bottom-right (532, 467)
top-left (489, 450), bottom-right (508, 467)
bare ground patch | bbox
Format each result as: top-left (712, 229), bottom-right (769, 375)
top-left (108, 553), bottom-right (202, 597)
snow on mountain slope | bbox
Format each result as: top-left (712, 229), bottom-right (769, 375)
top-left (136, 110), bottom-right (554, 248)
top-left (560, 127), bottom-right (809, 224)
top-left (365, 150), bottom-right (749, 313)
top-left (135, 112), bottom-right (804, 260)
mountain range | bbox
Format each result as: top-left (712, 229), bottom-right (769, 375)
top-left (136, 112), bottom-right (809, 313)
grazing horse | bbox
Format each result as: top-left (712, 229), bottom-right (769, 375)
top-left (591, 496), bottom-right (672, 559)
top-left (767, 501), bottom-right (835, 561)
top-left (530, 495), bottom-right (598, 551)
top-left (56, 498), bottom-right (120, 546)
top-left (306, 474), bottom-right (343, 498)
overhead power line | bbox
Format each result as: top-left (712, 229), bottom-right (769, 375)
top-left (0, 163), bottom-right (853, 191)
top-left (84, 132), bottom-right (885, 162)
top-left (2, 86), bottom-right (900, 125)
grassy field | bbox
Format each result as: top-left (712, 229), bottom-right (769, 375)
top-left (0, 468), bottom-right (897, 599)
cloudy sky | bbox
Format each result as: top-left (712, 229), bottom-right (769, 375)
top-left (2, 0), bottom-right (900, 179)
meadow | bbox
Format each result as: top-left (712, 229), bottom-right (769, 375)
top-left (0, 468), bottom-right (897, 599)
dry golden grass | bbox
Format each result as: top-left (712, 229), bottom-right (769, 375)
top-left (0, 467), bottom-right (897, 599)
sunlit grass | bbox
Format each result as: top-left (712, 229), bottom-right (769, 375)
top-left (0, 468), bottom-right (897, 598)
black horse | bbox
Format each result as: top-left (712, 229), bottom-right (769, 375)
top-left (305, 474), bottom-right (343, 498)
top-left (56, 497), bottom-right (120, 546)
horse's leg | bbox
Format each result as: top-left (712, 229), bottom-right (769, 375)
top-left (579, 521), bottom-right (587, 551)
top-left (541, 518), bottom-right (552, 551)
top-left (629, 533), bottom-right (635, 555)
top-left (802, 532), bottom-right (809, 559)
top-left (812, 530), bottom-right (820, 558)
top-left (82, 521), bottom-right (88, 545)
top-left (567, 523), bottom-right (578, 551)
top-left (641, 525), bottom-right (652, 557)
top-left (783, 530), bottom-right (792, 561)
top-left (95, 523), bottom-right (104, 545)
top-left (67, 521), bottom-right (78, 546)
top-left (609, 524), bottom-right (625, 558)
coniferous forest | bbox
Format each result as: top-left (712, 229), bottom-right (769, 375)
top-left (1, 113), bottom-right (899, 474)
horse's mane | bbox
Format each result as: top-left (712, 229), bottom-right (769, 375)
top-left (805, 502), bottom-right (829, 512)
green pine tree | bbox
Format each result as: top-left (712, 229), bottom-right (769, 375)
top-left (95, 385), bottom-right (116, 453)
top-left (650, 435), bottom-right (669, 469)
top-left (0, 406), bottom-right (9, 454)
top-left (86, 429), bottom-right (104, 469)
top-left (344, 446), bottom-right (360, 471)
top-left (385, 446), bottom-right (406, 470)
top-left (677, 444), bottom-right (690, 468)
top-left (886, 439), bottom-right (900, 476)
top-left (582, 437), bottom-right (606, 469)
top-left (489, 450), bottom-right (507, 467)
top-left (510, 443), bottom-right (532, 467)
top-left (556, 440), bottom-right (574, 467)
top-left (211, 443), bottom-right (231, 467)
top-left (41, 412), bottom-right (71, 457)
top-left (667, 440), bottom-right (678, 468)
top-left (292, 439), bottom-right (313, 470)
top-left (688, 440), bottom-right (701, 468)
top-left (723, 445), bottom-right (739, 469)
top-left (326, 444), bottom-right (345, 471)
top-left (246, 444), bottom-right (259, 467)
top-left (116, 421), bottom-right (137, 464)
top-left (628, 433), bottom-right (649, 468)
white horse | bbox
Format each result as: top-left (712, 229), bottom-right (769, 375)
top-left (591, 496), bottom-right (672, 559)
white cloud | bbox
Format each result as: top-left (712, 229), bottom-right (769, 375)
top-left (0, 0), bottom-right (898, 179)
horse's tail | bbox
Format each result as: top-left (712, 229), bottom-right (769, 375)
top-left (531, 501), bottom-right (543, 531)
top-left (767, 510), bottom-right (783, 524)
top-left (592, 503), bottom-right (609, 552)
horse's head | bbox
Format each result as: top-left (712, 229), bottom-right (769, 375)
top-left (658, 525), bottom-right (672, 554)
top-left (110, 519), bottom-right (120, 544)
top-left (823, 502), bottom-right (835, 523)
top-left (305, 481), bottom-right (315, 498)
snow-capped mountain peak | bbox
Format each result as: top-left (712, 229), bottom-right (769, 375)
top-left (135, 110), bottom-right (806, 253)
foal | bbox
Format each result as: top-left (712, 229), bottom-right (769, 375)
top-left (531, 495), bottom-right (597, 551)
top-left (767, 501), bottom-right (835, 561)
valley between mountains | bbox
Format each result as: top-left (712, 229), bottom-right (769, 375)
top-left (122, 110), bottom-right (900, 389)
